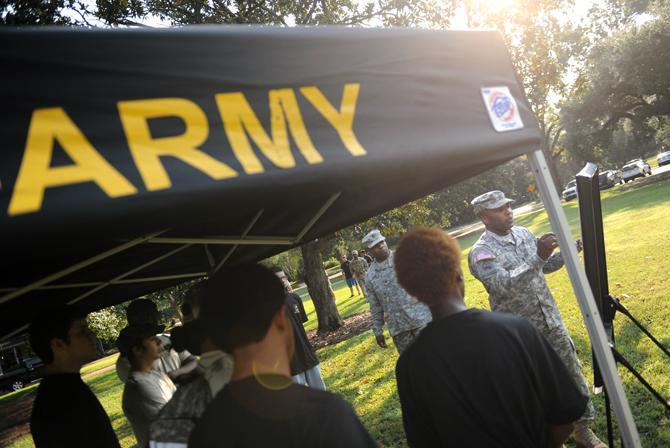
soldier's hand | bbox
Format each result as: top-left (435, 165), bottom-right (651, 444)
top-left (375, 334), bottom-right (388, 348)
top-left (537, 233), bottom-right (558, 260)
top-left (576, 238), bottom-right (583, 253)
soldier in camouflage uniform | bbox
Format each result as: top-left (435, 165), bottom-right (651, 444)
top-left (467, 190), bottom-right (606, 448)
top-left (363, 230), bottom-right (432, 354)
top-left (349, 250), bottom-right (369, 297)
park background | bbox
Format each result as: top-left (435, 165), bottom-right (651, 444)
top-left (2, 0), bottom-right (670, 446)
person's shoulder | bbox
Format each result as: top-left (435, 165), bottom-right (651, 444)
top-left (313, 390), bottom-right (360, 420)
top-left (469, 243), bottom-right (496, 265)
top-left (470, 233), bottom-right (493, 252)
top-left (485, 310), bottom-right (540, 339)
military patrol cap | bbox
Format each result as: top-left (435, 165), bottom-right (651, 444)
top-left (470, 190), bottom-right (515, 214)
top-left (362, 229), bottom-right (386, 249)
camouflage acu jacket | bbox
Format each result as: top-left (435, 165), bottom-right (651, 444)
top-left (364, 252), bottom-right (432, 337)
top-left (468, 226), bottom-right (566, 334)
top-left (349, 257), bottom-right (369, 278)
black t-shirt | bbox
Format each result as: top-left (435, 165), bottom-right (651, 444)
top-left (395, 309), bottom-right (588, 448)
top-left (31, 373), bottom-right (121, 448)
top-left (287, 293), bottom-right (319, 375)
top-left (189, 374), bottom-right (377, 447)
top-left (340, 261), bottom-right (353, 279)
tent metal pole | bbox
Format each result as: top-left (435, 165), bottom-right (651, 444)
top-left (0, 230), bottom-right (166, 305)
top-left (528, 149), bottom-right (640, 447)
top-left (1, 325), bottom-right (29, 343)
top-left (148, 236), bottom-right (294, 245)
top-left (67, 244), bottom-right (192, 305)
top-left (294, 192), bottom-right (341, 243)
top-left (0, 273), bottom-right (207, 292)
top-left (212, 209), bottom-right (265, 275)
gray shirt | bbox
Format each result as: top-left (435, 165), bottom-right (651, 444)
top-left (468, 226), bottom-right (566, 334)
top-left (364, 251), bottom-right (432, 337)
top-left (122, 370), bottom-right (176, 448)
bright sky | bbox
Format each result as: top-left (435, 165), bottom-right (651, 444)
top-left (449, 0), bottom-right (599, 29)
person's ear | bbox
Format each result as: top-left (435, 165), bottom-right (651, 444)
top-left (50, 337), bottom-right (67, 354)
top-left (274, 306), bottom-right (290, 333)
top-left (131, 345), bottom-right (144, 358)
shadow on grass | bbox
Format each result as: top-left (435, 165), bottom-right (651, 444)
top-left (570, 315), bottom-right (670, 447)
top-left (319, 331), bottom-right (408, 447)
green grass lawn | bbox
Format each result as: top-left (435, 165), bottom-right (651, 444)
top-left (5, 180), bottom-right (670, 447)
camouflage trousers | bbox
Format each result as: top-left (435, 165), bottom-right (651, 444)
top-left (354, 275), bottom-right (367, 297)
top-left (544, 325), bottom-right (595, 422)
top-left (392, 327), bottom-right (424, 355)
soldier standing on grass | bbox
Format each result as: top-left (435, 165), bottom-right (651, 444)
top-left (349, 250), bottom-right (369, 297)
top-left (467, 190), bottom-right (606, 448)
top-left (363, 230), bottom-right (432, 354)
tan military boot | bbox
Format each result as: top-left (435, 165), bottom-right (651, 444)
top-left (572, 422), bottom-right (607, 448)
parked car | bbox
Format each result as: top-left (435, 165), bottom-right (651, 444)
top-left (598, 169), bottom-right (623, 189)
top-left (621, 159), bottom-right (651, 183)
top-left (657, 151), bottom-right (670, 167)
top-left (562, 179), bottom-right (577, 201)
top-left (0, 337), bottom-right (44, 393)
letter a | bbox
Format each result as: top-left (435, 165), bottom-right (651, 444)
top-left (118, 98), bottom-right (238, 191)
top-left (8, 108), bottom-right (137, 216)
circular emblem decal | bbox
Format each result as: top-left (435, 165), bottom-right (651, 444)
top-left (489, 91), bottom-right (515, 122)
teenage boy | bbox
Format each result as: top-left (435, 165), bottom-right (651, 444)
top-left (189, 264), bottom-right (376, 447)
top-left (29, 307), bottom-right (120, 448)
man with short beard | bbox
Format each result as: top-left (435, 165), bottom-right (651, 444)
top-left (467, 190), bottom-right (605, 448)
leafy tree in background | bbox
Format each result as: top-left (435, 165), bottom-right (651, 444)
top-left (561, 0), bottom-right (670, 166)
top-left (87, 306), bottom-right (125, 349)
top-left (462, 0), bottom-right (586, 186)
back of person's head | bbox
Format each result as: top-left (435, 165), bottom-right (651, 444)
top-left (171, 319), bottom-right (206, 355)
top-left (200, 263), bottom-right (286, 353)
top-left (181, 280), bottom-right (205, 322)
top-left (394, 227), bottom-right (463, 305)
top-left (29, 306), bottom-right (87, 365)
top-left (126, 298), bottom-right (159, 326)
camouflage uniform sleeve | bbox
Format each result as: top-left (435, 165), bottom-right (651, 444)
top-left (468, 246), bottom-right (545, 297)
top-left (364, 273), bottom-right (384, 337)
top-left (542, 251), bottom-right (564, 273)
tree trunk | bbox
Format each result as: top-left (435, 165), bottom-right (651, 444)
top-left (300, 239), bottom-right (343, 335)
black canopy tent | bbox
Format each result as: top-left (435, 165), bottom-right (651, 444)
top-left (0, 27), bottom-right (639, 445)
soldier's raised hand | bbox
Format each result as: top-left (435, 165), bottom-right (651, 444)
top-left (537, 233), bottom-right (558, 260)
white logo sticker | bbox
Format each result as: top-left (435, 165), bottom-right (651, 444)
top-left (481, 86), bottom-right (524, 132)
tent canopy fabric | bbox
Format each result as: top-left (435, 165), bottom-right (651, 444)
top-left (0, 27), bottom-right (542, 339)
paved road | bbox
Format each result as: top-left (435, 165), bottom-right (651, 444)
top-left (652, 163), bottom-right (670, 175)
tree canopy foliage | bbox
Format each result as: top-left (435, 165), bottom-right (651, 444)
top-left (561, 0), bottom-right (670, 166)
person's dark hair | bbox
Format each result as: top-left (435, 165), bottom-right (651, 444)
top-left (29, 306), bottom-right (87, 365)
top-left (171, 320), bottom-right (205, 355)
top-left (126, 299), bottom-right (158, 325)
top-left (394, 227), bottom-right (462, 305)
top-left (200, 263), bottom-right (286, 352)
top-left (117, 324), bottom-right (160, 366)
